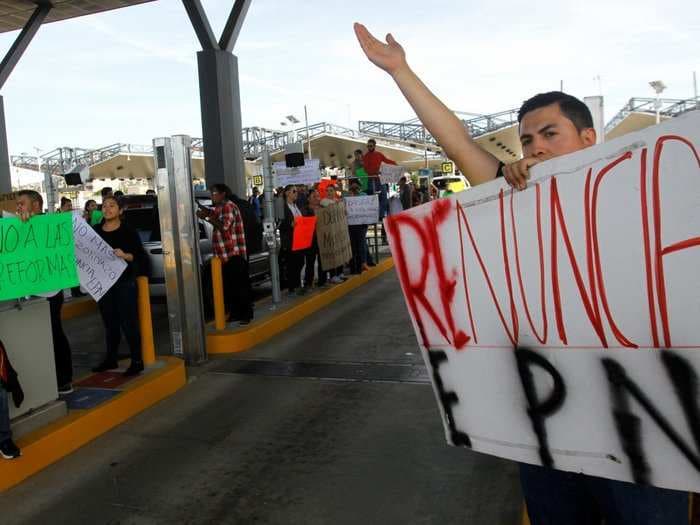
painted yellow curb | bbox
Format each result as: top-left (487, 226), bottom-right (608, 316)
top-left (61, 297), bottom-right (98, 321)
top-left (207, 257), bottom-right (395, 354)
top-left (0, 357), bottom-right (186, 492)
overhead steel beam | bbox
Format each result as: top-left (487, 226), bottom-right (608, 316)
top-left (0, 2), bottom-right (52, 90)
top-left (219, 0), bottom-right (252, 52)
top-left (182, 0), bottom-right (218, 50)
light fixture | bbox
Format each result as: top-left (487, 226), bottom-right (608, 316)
top-left (286, 115), bottom-right (300, 124)
top-left (649, 80), bottom-right (667, 95)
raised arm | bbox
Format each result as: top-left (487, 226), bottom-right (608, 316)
top-left (354, 23), bottom-right (500, 186)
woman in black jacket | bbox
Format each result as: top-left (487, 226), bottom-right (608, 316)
top-left (92, 196), bottom-right (149, 376)
top-left (278, 185), bottom-right (305, 296)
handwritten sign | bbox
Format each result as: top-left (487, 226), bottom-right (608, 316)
top-left (316, 202), bottom-right (352, 271)
top-left (0, 192), bottom-right (17, 215)
top-left (386, 112), bottom-right (700, 492)
top-left (0, 214), bottom-right (78, 300)
top-left (292, 215), bottom-right (316, 251)
top-left (379, 162), bottom-right (405, 185)
top-left (345, 195), bottom-right (379, 225)
top-left (274, 158), bottom-right (321, 187)
top-left (71, 215), bottom-right (127, 301)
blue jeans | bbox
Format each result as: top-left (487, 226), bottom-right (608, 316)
top-left (0, 388), bottom-right (11, 442)
top-left (520, 464), bottom-right (688, 525)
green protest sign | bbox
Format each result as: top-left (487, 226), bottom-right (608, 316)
top-left (0, 214), bottom-right (78, 300)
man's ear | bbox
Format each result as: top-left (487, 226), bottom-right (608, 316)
top-left (581, 127), bottom-right (597, 146)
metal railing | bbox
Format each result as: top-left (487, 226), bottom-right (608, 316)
top-left (604, 97), bottom-right (699, 133)
top-left (359, 108), bottom-right (519, 147)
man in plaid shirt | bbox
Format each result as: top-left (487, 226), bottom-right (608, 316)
top-left (198, 184), bottom-right (254, 325)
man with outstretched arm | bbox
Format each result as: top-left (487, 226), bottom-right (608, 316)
top-left (354, 22), bottom-right (688, 525)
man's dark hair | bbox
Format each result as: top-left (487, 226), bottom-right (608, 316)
top-left (18, 189), bottom-right (43, 209)
top-left (113, 190), bottom-right (124, 198)
top-left (211, 183), bottom-right (232, 200)
top-left (518, 91), bottom-right (593, 132)
top-left (101, 187), bottom-right (113, 198)
top-left (60, 196), bottom-right (71, 205)
top-left (367, 139), bottom-right (376, 145)
top-left (354, 149), bottom-right (363, 155)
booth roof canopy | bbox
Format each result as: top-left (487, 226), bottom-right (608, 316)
top-left (0, 0), bottom-right (155, 33)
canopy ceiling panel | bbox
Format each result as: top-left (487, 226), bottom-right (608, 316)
top-left (0, 0), bottom-right (155, 33)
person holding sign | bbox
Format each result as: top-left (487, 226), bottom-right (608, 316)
top-left (92, 196), bottom-right (148, 376)
top-left (279, 185), bottom-right (306, 296)
top-left (354, 23), bottom-right (688, 525)
top-left (16, 190), bottom-right (76, 395)
top-left (302, 188), bottom-right (328, 288)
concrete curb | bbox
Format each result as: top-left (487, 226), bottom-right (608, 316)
top-left (206, 257), bottom-right (395, 355)
top-left (0, 357), bottom-right (186, 492)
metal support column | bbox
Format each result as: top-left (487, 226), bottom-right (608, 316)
top-left (153, 135), bottom-right (207, 365)
top-left (197, 49), bottom-right (246, 197)
top-left (0, 97), bottom-right (11, 194)
top-left (261, 149), bottom-right (281, 305)
top-left (183, 0), bottom-right (251, 198)
top-left (0, 2), bottom-right (52, 194)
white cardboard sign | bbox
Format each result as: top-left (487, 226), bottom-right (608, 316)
top-left (386, 112), bottom-right (700, 492)
top-left (345, 194), bottom-right (379, 225)
top-left (379, 162), bottom-right (405, 185)
top-left (71, 214), bottom-right (127, 301)
top-left (274, 158), bottom-right (321, 187)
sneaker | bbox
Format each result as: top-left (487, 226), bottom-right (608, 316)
top-left (123, 362), bottom-right (144, 377)
top-left (339, 274), bottom-right (348, 281)
top-left (329, 276), bottom-right (342, 284)
top-left (0, 439), bottom-right (21, 460)
top-left (57, 383), bottom-right (74, 395)
top-left (92, 361), bottom-right (119, 373)
top-left (367, 261), bottom-right (377, 267)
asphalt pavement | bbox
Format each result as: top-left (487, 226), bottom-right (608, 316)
top-left (0, 271), bottom-right (522, 525)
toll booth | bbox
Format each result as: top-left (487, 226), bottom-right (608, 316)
top-left (0, 298), bottom-right (66, 436)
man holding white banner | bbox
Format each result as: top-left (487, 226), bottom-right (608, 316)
top-left (355, 23), bottom-right (690, 524)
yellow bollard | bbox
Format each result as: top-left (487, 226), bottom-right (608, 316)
top-left (212, 257), bottom-right (226, 330)
top-left (137, 276), bottom-right (156, 366)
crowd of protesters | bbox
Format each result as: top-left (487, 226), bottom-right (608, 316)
top-left (0, 138), bottom-right (429, 461)
top-left (271, 139), bottom-right (426, 296)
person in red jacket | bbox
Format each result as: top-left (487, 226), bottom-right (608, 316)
top-left (362, 138), bottom-right (396, 196)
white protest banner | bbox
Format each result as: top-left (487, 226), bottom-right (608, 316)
top-left (71, 214), bottom-right (127, 301)
top-left (274, 158), bottom-right (321, 187)
top-left (345, 194), bottom-right (379, 225)
top-left (386, 111), bottom-right (700, 492)
top-left (379, 162), bottom-right (405, 185)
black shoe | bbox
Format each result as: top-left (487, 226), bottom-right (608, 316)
top-left (58, 383), bottom-right (74, 395)
top-left (239, 319), bottom-right (252, 326)
top-left (123, 362), bottom-right (144, 377)
top-left (92, 361), bottom-right (119, 373)
top-left (367, 261), bottom-right (377, 267)
top-left (0, 439), bottom-right (21, 460)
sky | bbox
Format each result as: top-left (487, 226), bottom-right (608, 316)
top-left (1, 0), bottom-right (698, 157)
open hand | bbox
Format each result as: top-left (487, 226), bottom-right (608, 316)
top-left (353, 23), bottom-right (407, 77)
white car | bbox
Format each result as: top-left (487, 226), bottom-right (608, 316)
top-left (430, 175), bottom-right (471, 198)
